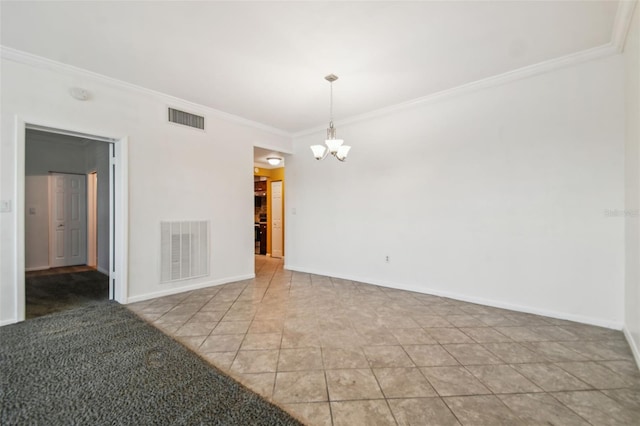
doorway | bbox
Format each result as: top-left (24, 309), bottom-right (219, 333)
top-left (25, 131), bottom-right (107, 318)
top-left (253, 147), bottom-right (285, 260)
top-left (254, 176), bottom-right (268, 255)
top-left (16, 121), bottom-right (129, 322)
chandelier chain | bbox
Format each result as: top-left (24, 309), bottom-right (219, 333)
top-left (329, 81), bottom-right (333, 125)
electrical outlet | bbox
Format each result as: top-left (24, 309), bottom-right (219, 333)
top-left (385, 255), bottom-right (390, 263)
top-left (0, 200), bottom-right (11, 213)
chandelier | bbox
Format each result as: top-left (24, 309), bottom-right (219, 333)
top-left (310, 74), bottom-right (351, 162)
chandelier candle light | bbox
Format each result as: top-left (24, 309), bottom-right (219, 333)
top-left (311, 74), bottom-right (351, 162)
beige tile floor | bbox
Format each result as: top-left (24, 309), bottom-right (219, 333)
top-left (129, 256), bottom-right (640, 425)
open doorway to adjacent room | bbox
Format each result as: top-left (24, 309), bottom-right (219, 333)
top-left (24, 129), bottom-right (111, 319)
top-left (253, 147), bottom-right (286, 260)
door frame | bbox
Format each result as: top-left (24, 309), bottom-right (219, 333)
top-left (87, 171), bottom-right (98, 268)
top-left (15, 117), bottom-right (129, 321)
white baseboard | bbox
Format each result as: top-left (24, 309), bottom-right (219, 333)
top-left (623, 327), bottom-right (640, 370)
top-left (97, 266), bottom-right (109, 275)
top-left (285, 264), bottom-right (623, 330)
top-left (125, 273), bottom-right (256, 304)
top-left (0, 318), bottom-right (17, 327)
top-left (3, 273), bottom-right (256, 324)
top-left (25, 266), bottom-right (49, 272)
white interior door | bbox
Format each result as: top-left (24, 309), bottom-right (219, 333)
top-left (271, 180), bottom-right (283, 258)
top-left (49, 173), bottom-right (87, 267)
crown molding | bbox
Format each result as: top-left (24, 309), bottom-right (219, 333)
top-left (2, 0), bottom-right (630, 142)
top-left (294, 42), bottom-right (619, 138)
top-left (0, 46), bottom-right (292, 138)
top-left (612, 0), bottom-right (638, 52)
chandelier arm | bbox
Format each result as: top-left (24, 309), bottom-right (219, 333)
top-left (321, 147), bottom-right (330, 161)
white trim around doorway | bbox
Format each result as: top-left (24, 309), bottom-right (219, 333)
top-left (15, 117), bottom-right (129, 322)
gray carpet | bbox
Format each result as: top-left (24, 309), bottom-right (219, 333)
top-left (26, 270), bottom-right (109, 319)
top-left (0, 301), bottom-right (303, 426)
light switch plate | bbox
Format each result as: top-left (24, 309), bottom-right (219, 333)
top-left (0, 200), bottom-right (11, 213)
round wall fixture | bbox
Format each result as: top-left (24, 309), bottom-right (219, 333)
top-left (69, 87), bottom-right (90, 101)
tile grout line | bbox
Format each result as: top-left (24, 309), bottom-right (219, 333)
top-left (544, 391), bottom-right (599, 426)
top-left (267, 260), bottom-right (285, 405)
top-left (368, 365), bottom-right (400, 425)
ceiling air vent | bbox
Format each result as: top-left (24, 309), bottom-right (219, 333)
top-left (168, 107), bottom-right (205, 130)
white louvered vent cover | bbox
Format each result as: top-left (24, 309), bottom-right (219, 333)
top-left (168, 107), bottom-right (205, 130)
top-left (161, 221), bottom-right (209, 283)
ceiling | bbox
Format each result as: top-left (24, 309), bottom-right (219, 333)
top-left (1, 1), bottom-right (621, 134)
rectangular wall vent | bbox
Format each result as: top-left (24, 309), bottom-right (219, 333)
top-left (168, 107), bottom-right (205, 130)
top-left (161, 221), bottom-right (209, 283)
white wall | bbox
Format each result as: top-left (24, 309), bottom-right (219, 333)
top-left (24, 175), bottom-right (49, 269)
top-left (624, 3), bottom-right (640, 363)
top-left (0, 53), bottom-right (292, 324)
top-left (287, 54), bottom-right (625, 328)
